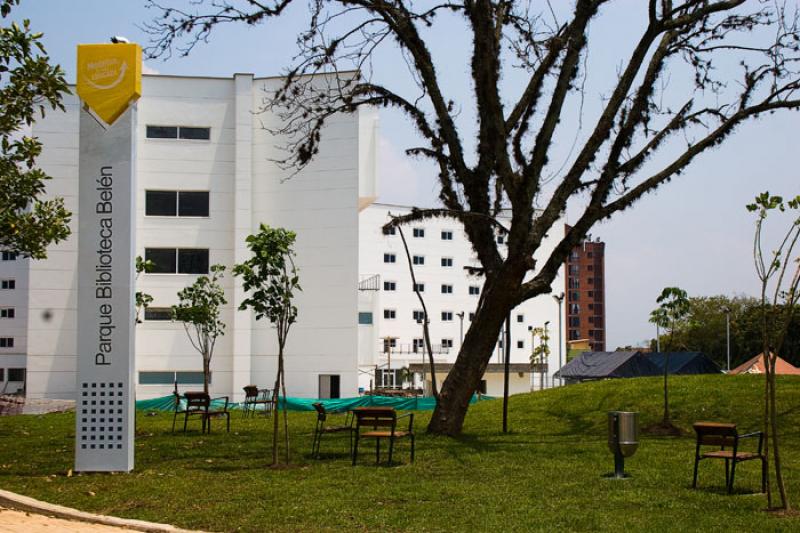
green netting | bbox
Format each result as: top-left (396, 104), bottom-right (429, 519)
top-left (135, 394), bottom-right (492, 412)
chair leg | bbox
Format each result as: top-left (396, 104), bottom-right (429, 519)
top-left (728, 460), bottom-right (737, 494)
top-left (183, 411), bottom-right (189, 433)
top-left (352, 435), bottom-right (360, 466)
top-left (388, 437), bottom-right (395, 465)
top-left (172, 412), bottom-right (178, 433)
top-left (376, 438), bottom-right (381, 464)
top-left (692, 454), bottom-right (700, 488)
top-left (761, 457), bottom-right (767, 493)
top-left (226, 413), bottom-right (230, 432)
top-left (724, 459), bottom-right (729, 487)
top-left (410, 435), bottom-right (415, 463)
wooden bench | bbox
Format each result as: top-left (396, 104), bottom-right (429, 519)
top-left (311, 402), bottom-right (354, 459)
top-left (180, 391), bottom-right (230, 434)
top-left (692, 421), bottom-right (766, 493)
top-left (351, 407), bottom-right (414, 466)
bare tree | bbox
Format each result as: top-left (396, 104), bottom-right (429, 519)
top-left (146, 1), bottom-right (800, 435)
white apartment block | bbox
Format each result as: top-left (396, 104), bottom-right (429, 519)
top-left (0, 72), bottom-right (378, 401)
top-left (358, 203), bottom-right (565, 396)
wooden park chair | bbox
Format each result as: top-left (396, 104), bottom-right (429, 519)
top-left (351, 407), bottom-right (415, 466)
top-left (180, 392), bottom-right (231, 434)
top-left (242, 385), bottom-right (273, 418)
top-left (692, 422), bottom-right (766, 494)
top-left (311, 402), bottom-right (354, 459)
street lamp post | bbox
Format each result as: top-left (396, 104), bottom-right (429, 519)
top-left (543, 321), bottom-right (550, 390)
top-left (456, 311), bottom-right (465, 346)
top-left (552, 293), bottom-right (564, 386)
top-left (722, 306), bottom-right (731, 372)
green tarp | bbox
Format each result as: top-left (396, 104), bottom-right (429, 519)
top-left (136, 394), bottom-right (492, 413)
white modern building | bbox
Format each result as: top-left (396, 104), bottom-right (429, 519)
top-left (358, 203), bottom-right (564, 396)
top-left (0, 72), bottom-right (378, 401)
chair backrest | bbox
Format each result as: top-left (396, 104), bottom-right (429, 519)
top-left (243, 385), bottom-right (258, 399)
top-left (694, 422), bottom-right (738, 447)
top-left (184, 391), bottom-right (210, 411)
top-left (313, 402), bottom-right (327, 422)
top-left (354, 407), bottom-right (397, 428)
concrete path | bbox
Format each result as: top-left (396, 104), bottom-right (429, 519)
top-left (0, 507), bottom-right (137, 532)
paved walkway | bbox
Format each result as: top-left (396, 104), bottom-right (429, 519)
top-left (0, 508), bottom-right (136, 532)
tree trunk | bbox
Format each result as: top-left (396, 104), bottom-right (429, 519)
top-left (662, 354), bottom-right (669, 425)
top-left (203, 356), bottom-right (210, 395)
top-left (428, 272), bottom-right (521, 435)
top-left (280, 349), bottom-right (290, 464)
top-left (271, 352), bottom-right (283, 466)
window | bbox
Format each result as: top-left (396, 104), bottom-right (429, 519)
top-left (413, 338), bottom-right (424, 352)
top-left (382, 337), bottom-right (397, 352)
top-left (588, 264), bottom-right (594, 271)
top-left (469, 286), bottom-right (480, 295)
top-left (413, 282), bottom-right (425, 293)
top-left (441, 257), bottom-right (453, 267)
top-left (569, 264), bottom-right (579, 274)
top-left (7, 368), bottom-right (24, 381)
top-left (441, 230), bottom-right (453, 240)
top-left (383, 253), bottom-right (396, 263)
top-left (442, 339), bottom-right (453, 349)
top-left (383, 226), bottom-right (396, 235)
top-left (319, 374), bottom-right (341, 399)
top-left (1, 279), bottom-right (14, 290)
top-left (146, 125), bottom-right (210, 140)
top-left (358, 312), bottom-right (373, 325)
top-left (569, 329), bottom-right (580, 340)
top-left (588, 291), bottom-right (594, 298)
top-left (441, 284), bottom-right (453, 294)
top-left (517, 340), bottom-right (524, 349)
top-left (0, 308), bottom-right (15, 319)
top-left (383, 281), bottom-right (396, 291)
top-left (412, 255), bottom-right (425, 265)
top-left (0, 338), bottom-right (14, 348)
top-left (516, 314), bottom-right (524, 323)
top-left (0, 369), bottom-right (3, 381)
top-left (569, 278), bottom-right (580, 289)
top-left (588, 277), bottom-right (594, 285)
top-left (441, 311), bottom-right (453, 321)
top-left (569, 303), bottom-right (580, 314)
top-left (178, 192), bottom-right (209, 217)
top-left (144, 248), bottom-right (209, 274)
top-left (412, 310), bottom-right (425, 322)
top-left (144, 307), bottom-right (172, 321)
top-left (145, 191), bottom-right (209, 217)
top-left (413, 228), bottom-right (425, 238)
top-left (1, 251), bottom-right (18, 261)
top-left (383, 309), bottom-right (396, 320)
top-left (496, 235), bottom-right (505, 244)
top-left (139, 371), bottom-right (206, 385)
top-left (569, 291), bottom-right (579, 301)
top-left (569, 316), bottom-right (580, 327)
top-left (376, 369), bottom-right (400, 388)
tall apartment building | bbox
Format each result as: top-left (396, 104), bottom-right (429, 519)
top-left (358, 204), bottom-right (565, 395)
top-left (564, 226), bottom-right (606, 352)
top-left (0, 72), bottom-right (378, 401)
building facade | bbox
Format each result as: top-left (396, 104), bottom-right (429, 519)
top-left (358, 203), bottom-right (565, 395)
top-left (564, 226), bottom-right (606, 352)
top-left (0, 72), bottom-right (377, 401)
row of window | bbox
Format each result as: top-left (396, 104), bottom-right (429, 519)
top-left (376, 310), bottom-right (527, 324)
top-left (145, 191), bottom-right (209, 217)
top-left (393, 228), bottom-right (506, 245)
top-left (139, 371), bottom-right (206, 385)
top-left (1, 251), bottom-right (18, 261)
top-left (1, 279), bottom-right (15, 289)
top-left (146, 125), bottom-right (210, 140)
top-left (144, 248), bottom-right (209, 275)
top-left (0, 337), bottom-right (14, 348)
top-left (381, 280), bottom-right (481, 295)
top-left (383, 254), bottom-right (457, 268)
top-left (0, 368), bottom-right (25, 382)
top-left (0, 308), bottom-right (15, 318)
top-left (380, 337), bottom-right (527, 351)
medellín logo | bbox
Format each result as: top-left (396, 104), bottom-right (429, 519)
top-left (77, 43), bottom-right (142, 126)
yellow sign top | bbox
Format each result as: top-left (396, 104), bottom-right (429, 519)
top-left (77, 43), bottom-right (142, 126)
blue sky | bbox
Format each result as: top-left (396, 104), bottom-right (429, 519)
top-left (13, 1), bottom-right (799, 351)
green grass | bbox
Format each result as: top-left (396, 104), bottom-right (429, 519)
top-left (2, 375), bottom-right (800, 532)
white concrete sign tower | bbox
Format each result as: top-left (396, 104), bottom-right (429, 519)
top-left (75, 43), bottom-right (142, 472)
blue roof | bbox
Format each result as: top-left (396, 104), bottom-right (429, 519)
top-left (555, 351), bottom-right (662, 380)
top-left (648, 352), bottom-right (721, 374)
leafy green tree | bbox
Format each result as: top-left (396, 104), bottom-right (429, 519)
top-left (650, 287), bottom-right (689, 427)
top-left (147, 1), bottom-right (800, 436)
top-left (233, 225), bottom-right (301, 466)
top-left (134, 256), bottom-right (154, 324)
top-left (747, 192), bottom-right (800, 511)
top-left (0, 0), bottom-right (70, 258)
top-left (530, 326), bottom-right (550, 392)
top-left (172, 265), bottom-right (227, 394)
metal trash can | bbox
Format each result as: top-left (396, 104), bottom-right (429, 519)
top-left (607, 411), bottom-right (639, 478)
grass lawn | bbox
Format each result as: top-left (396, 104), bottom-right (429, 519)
top-left (1, 375), bottom-right (800, 532)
